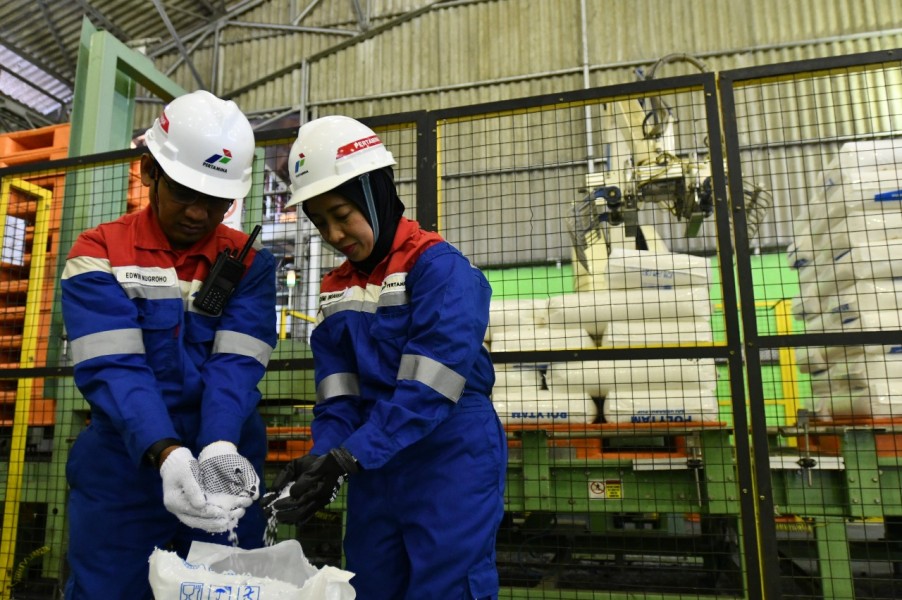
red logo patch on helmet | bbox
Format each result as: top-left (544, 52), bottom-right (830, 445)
top-left (336, 135), bottom-right (382, 159)
top-left (160, 111), bottom-right (170, 133)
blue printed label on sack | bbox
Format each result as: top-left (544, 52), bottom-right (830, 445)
top-left (179, 582), bottom-right (203, 598)
top-left (874, 189), bottom-right (902, 201)
top-left (178, 582), bottom-right (261, 599)
top-left (630, 414), bottom-right (694, 423)
top-left (511, 411), bottom-right (569, 419)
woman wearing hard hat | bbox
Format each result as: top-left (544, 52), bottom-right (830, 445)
top-left (263, 115), bottom-right (506, 599)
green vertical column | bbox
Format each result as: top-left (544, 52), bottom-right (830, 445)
top-left (43, 16), bottom-right (186, 588)
top-left (816, 516), bottom-right (855, 600)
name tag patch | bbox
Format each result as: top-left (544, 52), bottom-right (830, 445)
top-left (116, 267), bottom-right (176, 287)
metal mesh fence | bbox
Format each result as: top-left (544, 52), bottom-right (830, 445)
top-left (723, 50), bottom-right (902, 600)
top-left (0, 47), bottom-right (899, 600)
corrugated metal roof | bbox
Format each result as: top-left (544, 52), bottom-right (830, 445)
top-left (0, 44), bottom-right (71, 115)
top-left (0, 0), bottom-right (414, 132)
top-left (3, 0), bottom-right (901, 139)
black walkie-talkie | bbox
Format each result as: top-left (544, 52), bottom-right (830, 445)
top-left (194, 225), bottom-right (262, 316)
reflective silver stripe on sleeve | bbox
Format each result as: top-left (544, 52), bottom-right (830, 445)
top-left (62, 256), bottom-right (112, 279)
top-left (70, 328), bottom-right (145, 365)
top-left (118, 282), bottom-right (182, 300)
top-left (316, 372), bottom-right (360, 403)
top-left (319, 284), bottom-right (377, 319)
top-left (212, 330), bottom-right (274, 366)
top-left (378, 290), bottom-right (408, 308)
top-left (397, 354), bottom-right (466, 402)
top-left (379, 273), bottom-right (408, 307)
top-left (321, 299), bottom-right (376, 318)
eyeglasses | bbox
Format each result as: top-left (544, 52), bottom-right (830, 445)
top-left (155, 168), bottom-right (234, 214)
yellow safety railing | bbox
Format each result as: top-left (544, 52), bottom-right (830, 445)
top-left (279, 308), bottom-right (316, 340)
top-left (0, 178), bottom-right (53, 600)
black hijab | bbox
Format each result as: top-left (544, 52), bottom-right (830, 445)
top-left (304, 167), bottom-right (405, 274)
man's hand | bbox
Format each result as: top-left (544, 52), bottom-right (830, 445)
top-left (198, 441), bottom-right (260, 500)
top-left (265, 447), bottom-right (359, 525)
top-left (160, 447), bottom-right (235, 532)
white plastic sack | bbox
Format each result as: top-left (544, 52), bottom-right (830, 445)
top-left (489, 326), bottom-right (596, 353)
top-left (486, 298), bottom-right (549, 340)
top-left (149, 539), bottom-right (355, 599)
top-left (789, 212), bottom-right (902, 269)
top-left (797, 239), bottom-right (902, 299)
top-left (604, 248), bottom-right (710, 289)
top-left (820, 278), bottom-right (902, 318)
top-left (546, 286), bottom-right (710, 336)
top-left (492, 389), bottom-right (598, 425)
top-left (492, 366), bottom-right (544, 394)
top-left (598, 319), bottom-right (713, 347)
top-left (545, 358), bottom-right (717, 397)
top-left (603, 388), bottom-right (720, 424)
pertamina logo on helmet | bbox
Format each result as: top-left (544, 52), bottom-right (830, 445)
top-left (335, 135), bottom-right (382, 159)
top-left (203, 149), bottom-right (233, 173)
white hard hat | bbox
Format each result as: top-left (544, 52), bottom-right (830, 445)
top-left (144, 90), bottom-right (255, 199)
top-left (285, 115), bottom-right (396, 208)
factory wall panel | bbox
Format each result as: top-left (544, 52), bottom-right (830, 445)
top-left (3, 44), bottom-right (902, 599)
top-left (134, 0), bottom-right (902, 130)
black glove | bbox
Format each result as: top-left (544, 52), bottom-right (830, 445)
top-left (260, 453), bottom-right (320, 515)
top-left (267, 447), bottom-right (359, 525)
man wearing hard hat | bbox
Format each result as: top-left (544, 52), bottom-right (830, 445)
top-left (61, 90), bottom-right (277, 599)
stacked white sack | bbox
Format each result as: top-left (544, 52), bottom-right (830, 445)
top-left (546, 249), bottom-right (716, 423)
top-left (492, 367), bottom-right (544, 396)
top-left (788, 163), bottom-right (902, 316)
top-left (830, 139), bottom-right (902, 171)
top-left (486, 298), bottom-right (549, 342)
top-left (490, 326), bottom-right (595, 355)
top-left (788, 212), bottom-right (902, 270)
top-left (546, 358), bottom-right (717, 397)
top-left (819, 279), bottom-right (902, 323)
top-left (604, 248), bottom-right (710, 289)
top-left (492, 388), bottom-right (599, 425)
top-left (788, 141), bottom-right (902, 417)
top-left (603, 388), bottom-right (720, 424)
top-left (796, 239), bottom-right (902, 302)
top-left (804, 302), bottom-right (902, 334)
top-left (601, 250), bottom-right (715, 423)
top-left (546, 286), bottom-right (710, 337)
top-left (487, 298), bottom-right (599, 422)
top-left (598, 319), bottom-right (713, 347)
top-left (795, 346), bottom-right (829, 374)
top-left (809, 348), bottom-right (902, 417)
top-left (790, 137), bottom-right (902, 227)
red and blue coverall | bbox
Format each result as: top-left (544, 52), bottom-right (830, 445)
top-left (309, 217), bottom-right (507, 600)
top-left (61, 206), bottom-right (276, 599)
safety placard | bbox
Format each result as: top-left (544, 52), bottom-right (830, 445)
top-left (588, 479), bottom-right (623, 499)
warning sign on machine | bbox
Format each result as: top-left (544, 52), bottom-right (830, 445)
top-left (588, 479), bottom-right (623, 499)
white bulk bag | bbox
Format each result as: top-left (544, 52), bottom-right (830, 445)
top-left (492, 389), bottom-right (598, 425)
top-left (604, 248), bottom-right (710, 289)
top-left (546, 287), bottom-right (710, 336)
top-left (603, 388), bottom-right (720, 424)
top-left (149, 540), bottom-right (355, 600)
top-left (598, 319), bottom-right (713, 347)
top-left (486, 298), bottom-right (549, 341)
top-left (546, 358), bottom-right (717, 397)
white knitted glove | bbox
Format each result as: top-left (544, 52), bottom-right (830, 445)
top-left (160, 447), bottom-right (233, 532)
top-left (198, 441), bottom-right (261, 500)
